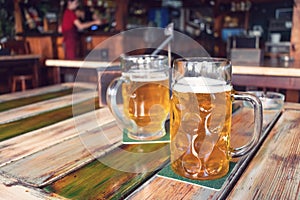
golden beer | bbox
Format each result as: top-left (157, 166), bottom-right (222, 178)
top-left (122, 77), bottom-right (170, 140)
top-left (171, 77), bottom-right (232, 180)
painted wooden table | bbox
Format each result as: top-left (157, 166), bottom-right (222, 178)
top-left (0, 84), bottom-right (299, 199)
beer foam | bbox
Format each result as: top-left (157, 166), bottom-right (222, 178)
top-left (173, 77), bottom-right (232, 93)
top-left (122, 72), bottom-right (168, 82)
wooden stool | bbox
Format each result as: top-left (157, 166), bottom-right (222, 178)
top-left (12, 75), bottom-right (33, 92)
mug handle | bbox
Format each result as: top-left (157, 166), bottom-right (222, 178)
top-left (230, 92), bottom-right (263, 158)
top-left (106, 77), bottom-right (137, 132)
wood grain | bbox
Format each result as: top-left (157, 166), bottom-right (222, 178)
top-left (0, 87), bottom-right (73, 112)
top-left (45, 59), bottom-right (120, 69)
top-left (285, 102), bottom-right (300, 110)
top-left (44, 143), bottom-right (169, 200)
top-left (0, 91), bottom-right (96, 125)
top-left (0, 86), bottom-right (98, 142)
top-left (290, 0), bottom-right (300, 60)
top-left (233, 66), bottom-right (300, 77)
top-left (0, 83), bottom-right (71, 102)
top-left (0, 122), bottom-right (122, 187)
top-left (0, 174), bottom-right (66, 200)
top-left (227, 110), bottom-right (300, 200)
top-left (129, 176), bottom-right (211, 200)
top-left (0, 82), bottom-right (95, 110)
top-left (0, 108), bottom-right (114, 167)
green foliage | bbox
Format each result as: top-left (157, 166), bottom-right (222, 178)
top-left (0, 0), bottom-right (14, 38)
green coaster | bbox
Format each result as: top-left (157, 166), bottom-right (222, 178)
top-left (122, 129), bottom-right (170, 144)
top-left (157, 162), bottom-right (236, 191)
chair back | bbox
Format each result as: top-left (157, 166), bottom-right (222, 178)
top-left (1, 40), bottom-right (31, 55)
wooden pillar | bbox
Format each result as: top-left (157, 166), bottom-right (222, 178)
top-left (115, 0), bottom-right (129, 31)
top-left (290, 0), bottom-right (300, 60)
top-left (14, 0), bottom-right (23, 35)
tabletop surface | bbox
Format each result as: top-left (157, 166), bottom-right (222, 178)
top-left (0, 83), bottom-right (299, 200)
top-left (45, 58), bottom-right (300, 77)
top-left (0, 54), bottom-right (40, 61)
top-left (45, 59), bottom-right (120, 69)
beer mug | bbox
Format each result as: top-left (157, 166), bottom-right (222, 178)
top-left (107, 55), bottom-right (170, 140)
top-left (170, 57), bottom-right (262, 180)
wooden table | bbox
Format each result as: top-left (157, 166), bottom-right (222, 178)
top-left (45, 59), bottom-right (121, 106)
top-left (232, 60), bottom-right (300, 102)
top-left (0, 84), bottom-right (299, 199)
top-left (45, 59), bottom-right (120, 84)
top-left (46, 58), bottom-right (300, 103)
top-left (0, 54), bottom-right (41, 90)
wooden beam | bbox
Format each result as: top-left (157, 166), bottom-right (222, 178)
top-left (115, 0), bottom-right (129, 31)
top-left (290, 0), bottom-right (300, 60)
top-left (14, 0), bottom-right (23, 35)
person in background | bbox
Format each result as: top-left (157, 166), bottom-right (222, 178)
top-left (62, 0), bottom-right (101, 59)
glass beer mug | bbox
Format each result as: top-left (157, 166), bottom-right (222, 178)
top-left (107, 55), bottom-right (170, 140)
top-left (171, 57), bottom-right (262, 180)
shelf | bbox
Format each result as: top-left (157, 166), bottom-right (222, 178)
top-left (265, 42), bottom-right (290, 47)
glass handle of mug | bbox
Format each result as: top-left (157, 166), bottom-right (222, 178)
top-left (231, 92), bottom-right (263, 158)
top-left (106, 77), bottom-right (137, 132)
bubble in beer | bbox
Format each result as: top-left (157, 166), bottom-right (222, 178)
top-left (149, 104), bottom-right (166, 121)
top-left (182, 152), bottom-right (201, 175)
top-left (173, 133), bottom-right (189, 155)
top-left (181, 112), bottom-right (201, 135)
top-left (194, 136), bottom-right (215, 158)
top-left (204, 147), bottom-right (227, 175)
top-left (176, 103), bottom-right (185, 111)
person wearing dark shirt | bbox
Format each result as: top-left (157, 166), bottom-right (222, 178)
top-left (62, 0), bottom-right (100, 59)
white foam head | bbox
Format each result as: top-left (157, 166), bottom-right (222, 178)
top-left (173, 77), bottom-right (232, 93)
top-left (123, 72), bottom-right (169, 82)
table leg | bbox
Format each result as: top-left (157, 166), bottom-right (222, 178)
top-left (286, 90), bottom-right (299, 103)
top-left (32, 59), bottom-right (39, 88)
top-left (52, 67), bottom-right (61, 84)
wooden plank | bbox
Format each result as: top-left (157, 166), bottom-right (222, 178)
top-left (232, 66), bottom-right (300, 77)
top-left (227, 110), bottom-right (300, 199)
top-left (0, 86), bottom-right (73, 112)
top-left (0, 108), bottom-right (114, 167)
top-left (0, 84), bottom-right (71, 103)
top-left (127, 176), bottom-right (209, 200)
top-left (284, 102), bottom-right (300, 110)
top-left (43, 143), bottom-right (169, 200)
top-left (0, 83), bottom-right (95, 112)
top-left (0, 121), bottom-right (122, 187)
top-left (232, 75), bottom-right (300, 90)
top-left (45, 59), bottom-right (120, 69)
top-left (290, 0), bottom-right (300, 60)
top-left (0, 175), bottom-right (66, 200)
top-left (0, 82), bottom-right (94, 102)
top-left (0, 91), bottom-right (95, 124)
top-left (0, 91), bottom-right (98, 141)
top-left (0, 54), bottom-right (40, 61)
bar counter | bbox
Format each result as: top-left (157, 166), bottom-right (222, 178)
top-left (45, 58), bottom-right (300, 76)
top-left (232, 59), bottom-right (300, 102)
top-left (0, 82), bottom-right (299, 199)
top-left (46, 58), bottom-right (300, 102)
